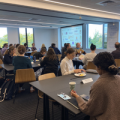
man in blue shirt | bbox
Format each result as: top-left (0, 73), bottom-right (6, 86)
top-left (50, 43), bottom-right (61, 54)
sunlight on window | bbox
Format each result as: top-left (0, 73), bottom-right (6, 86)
top-left (0, 27), bottom-right (8, 48)
top-left (88, 24), bottom-right (103, 49)
top-left (27, 28), bottom-right (33, 47)
top-left (19, 28), bottom-right (26, 45)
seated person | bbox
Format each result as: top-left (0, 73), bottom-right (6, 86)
top-left (33, 48), bottom-right (46, 59)
top-left (24, 43), bottom-right (28, 51)
top-left (31, 43), bottom-right (37, 51)
top-left (61, 43), bottom-right (71, 60)
top-left (16, 44), bottom-right (20, 56)
top-left (40, 48), bottom-right (59, 76)
top-left (75, 43), bottom-right (86, 55)
top-left (12, 45), bottom-right (35, 93)
top-left (1, 43), bottom-right (8, 55)
top-left (3, 46), bottom-right (16, 64)
top-left (50, 43), bottom-right (61, 54)
top-left (111, 42), bottom-right (120, 59)
top-left (71, 52), bottom-right (120, 120)
top-left (41, 44), bottom-right (47, 51)
top-left (60, 48), bottom-right (85, 75)
top-left (81, 44), bottom-right (97, 69)
top-left (0, 51), bottom-right (3, 61)
top-left (9, 44), bottom-right (13, 48)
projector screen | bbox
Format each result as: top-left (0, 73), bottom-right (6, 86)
top-left (61, 25), bottom-right (82, 47)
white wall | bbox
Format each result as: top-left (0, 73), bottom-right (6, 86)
top-left (34, 28), bottom-right (58, 50)
top-left (8, 27), bottom-right (19, 44)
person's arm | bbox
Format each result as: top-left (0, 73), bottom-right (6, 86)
top-left (60, 61), bottom-right (74, 75)
top-left (82, 55), bottom-right (86, 65)
top-left (27, 59), bottom-right (32, 68)
top-left (57, 48), bottom-right (61, 54)
top-left (4, 55), bottom-right (13, 64)
top-left (73, 83), bottom-right (105, 117)
top-left (40, 57), bottom-right (47, 67)
top-left (81, 49), bottom-right (86, 54)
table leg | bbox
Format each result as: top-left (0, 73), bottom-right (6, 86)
top-left (61, 105), bottom-right (68, 120)
top-left (43, 93), bottom-right (50, 120)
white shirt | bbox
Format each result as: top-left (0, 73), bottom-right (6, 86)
top-left (60, 57), bottom-right (74, 75)
top-left (82, 52), bottom-right (97, 66)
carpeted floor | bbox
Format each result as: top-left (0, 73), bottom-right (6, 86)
top-left (0, 83), bottom-right (87, 120)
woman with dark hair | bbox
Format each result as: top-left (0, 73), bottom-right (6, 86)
top-left (81, 43), bottom-right (97, 69)
top-left (33, 48), bottom-right (46, 59)
top-left (24, 43), bottom-right (28, 51)
top-left (13, 45), bottom-right (35, 93)
top-left (40, 48), bottom-right (59, 76)
top-left (71, 52), bottom-right (120, 120)
top-left (3, 46), bottom-right (16, 64)
top-left (60, 48), bottom-right (85, 75)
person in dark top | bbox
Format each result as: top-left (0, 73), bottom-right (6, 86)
top-left (33, 48), bottom-right (46, 59)
top-left (12, 45), bottom-right (35, 93)
top-left (50, 43), bottom-right (61, 54)
top-left (40, 48), bottom-right (59, 76)
top-left (3, 46), bottom-right (16, 64)
top-left (31, 43), bottom-right (37, 51)
top-left (111, 42), bottom-right (120, 59)
top-left (61, 43), bottom-right (71, 60)
top-left (24, 43), bottom-right (28, 51)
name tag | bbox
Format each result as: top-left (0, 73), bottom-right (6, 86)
top-left (81, 78), bottom-right (93, 84)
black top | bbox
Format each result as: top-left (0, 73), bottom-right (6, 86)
top-left (40, 56), bottom-right (59, 76)
top-left (3, 54), bottom-right (13, 64)
top-left (33, 52), bottom-right (44, 59)
top-left (12, 56), bottom-right (32, 73)
top-left (61, 47), bottom-right (67, 60)
top-left (111, 49), bottom-right (120, 59)
top-left (50, 47), bottom-right (61, 54)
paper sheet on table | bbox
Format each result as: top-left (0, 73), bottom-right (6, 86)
top-left (79, 54), bottom-right (84, 59)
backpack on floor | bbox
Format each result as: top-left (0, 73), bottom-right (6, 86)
top-left (0, 79), bottom-right (14, 102)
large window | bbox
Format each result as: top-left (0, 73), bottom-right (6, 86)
top-left (0, 27), bottom-right (8, 48)
top-left (19, 28), bottom-right (34, 47)
top-left (87, 24), bottom-right (108, 49)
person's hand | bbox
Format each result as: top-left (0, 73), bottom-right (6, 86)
top-left (78, 69), bottom-right (86, 73)
top-left (71, 90), bottom-right (79, 98)
top-left (42, 56), bottom-right (45, 60)
top-left (79, 58), bottom-right (82, 60)
top-left (74, 69), bottom-right (79, 73)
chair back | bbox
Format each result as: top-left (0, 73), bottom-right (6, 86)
top-left (38, 73), bottom-right (56, 98)
top-left (31, 51), bottom-right (37, 56)
top-left (115, 59), bottom-right (120, 68)
top-left (87, 61), bottom-right (96, 70)
top-left (38, 73), bottom-right (56, 81)
top-left (0, 59), bottom-right (3, 69)
top-left (57, 54), bottom-right (62, 62)
top-left (15, 69), bottom-right (36, 84)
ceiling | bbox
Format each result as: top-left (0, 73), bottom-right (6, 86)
top-left (0, 1), bottom-right (119, 28)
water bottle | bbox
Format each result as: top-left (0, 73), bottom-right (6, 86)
top-left (34, 56), bottom-right (36, 63)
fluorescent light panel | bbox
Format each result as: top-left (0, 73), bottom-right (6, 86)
top-left (0, 23), bottom-right (58, 28)
top-left (44, 0), bottom-right (120, 16)
top-left (0, 18), bottom-right (70, 26)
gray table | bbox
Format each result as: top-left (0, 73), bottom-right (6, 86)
top-left (30, 73), bottom-right (99, 120)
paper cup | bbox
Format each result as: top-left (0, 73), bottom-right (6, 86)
top-left (69, 82), bottom-right (76, 91)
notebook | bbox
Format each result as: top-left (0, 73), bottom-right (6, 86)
top-left (67, 97), bottom-right (79, 110)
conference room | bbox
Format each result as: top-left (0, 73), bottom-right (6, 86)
top-left (0, 0), bottom-right (120, 120)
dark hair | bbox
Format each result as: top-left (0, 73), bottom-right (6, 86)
top-left (18, 45), bottom-right (26, 54)
top-left (40, 48), bottom-right (46, 54)
top-left (64, 43), bottom-right (67, 48)
top-left (115, 42), bottom-right (119, 49)
top-left (16, 44), bottom-right (20, 48)
top-left (46, 48), bottom-right (57, 60)
top-left (4, 46), bottom-right (15, 55)
top-left (66, 48), bottom-right (75, 55)
top-left (9, 44), bottom-right (13, 47)
top-left (24, 43), bottom-right (27, 46)
top-left (51, 43), bottom-right (55, 48)
top-left (66, 43), bottom-right (70, 49)
top-left (93, 52), bottom-right (118, 75)
top-left (90, 44), bottom-right (96, 50)
top-left (3, 43), bottom-right (8, 48)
